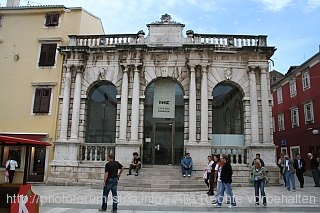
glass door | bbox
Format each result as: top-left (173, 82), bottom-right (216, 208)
top-left (154, 122), bottom-right (174, 165)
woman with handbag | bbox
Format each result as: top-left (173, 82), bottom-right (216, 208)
top-left (251, 159), bottom-right (268, 207)
top-left (5, 157), bottom-right (18, 183)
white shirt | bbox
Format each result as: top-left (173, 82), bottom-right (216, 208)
top-left (6, 160), bottom-right (18, 170)
top-left (215, 164), bottom-right (222, 182)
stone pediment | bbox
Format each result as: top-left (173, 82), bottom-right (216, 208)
top-left (146, 14), bottom-right (185, 46)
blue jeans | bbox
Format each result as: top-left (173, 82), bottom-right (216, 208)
top-left (285, 171), bottom-right (296, 190)
top-left (101, 177), bottom-right (118, 211)
top-left (181, 165), bottom-right (192, 175)
top-left (254, 179), bottom-right (266, 205)
top-left (216, 182), bottom-right (236, 207)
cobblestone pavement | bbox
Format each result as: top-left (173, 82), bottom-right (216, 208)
top-left (32, 176), bottom-right (319, 213)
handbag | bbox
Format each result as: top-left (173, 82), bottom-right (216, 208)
top-left (5, 170), bottom-right (9, 177)
top-left (6, 161), bottom-right (10, 170)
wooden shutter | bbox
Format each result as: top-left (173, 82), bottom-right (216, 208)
top-left (33, 88), bottom-right (52, 113)
top-left (51, 14), bottom-right (59, 26)
top-left (39, 44), bottom-right (57, 66)
top-left (39, 88), bottom-right (51, 113)
top-left (33, 88), bottom-right (42, 113)
top-left (45, 13), bottom-right (59, 26)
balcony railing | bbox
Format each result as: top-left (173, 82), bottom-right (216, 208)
top-left (211, 146), bottom-right (248, 165)
top-left (68, 34), bottom-right (267, 48)
top-left (79, 143), bottom-right (115, 162)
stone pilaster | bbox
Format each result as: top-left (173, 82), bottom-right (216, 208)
top-left (59, 65), bottom-right (71, 141)
top-left (260, 66), bottom-right (271, 144)
top-left (188, 65), bottom-right (197, 144)
top-left (118, 66), bottom-right (129, 143)
top-left (200, 65), bottom-right (209, 144)
top-left (248, 66), bottom-right (259, 144)
top-left (70, 65), bottom-right (83, 141)
top-left (130, 65), bottom-right (140, 143)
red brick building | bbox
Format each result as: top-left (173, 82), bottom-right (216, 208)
top-left (271, 51), bottom-right (320, 169)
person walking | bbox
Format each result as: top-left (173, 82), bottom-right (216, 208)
top-left (252, 153), bottom-right (265, 167)
top-left (203, 155), bottom-right (214, 194)
top-left (307, 153), bottom-right (320, 187)
top-left (283, 154), bottom-right (296, 191)
top-left (277, 153), bottom-right (286, 187)
top-left (99, 154), bottom-right (124, 212)
top-left (215, 155), bottom-right (236, 208)
top-left (181, 153), bottom-right (193, 177)
top-left (251, 159), bottom-right (268, 206)
top-left (293, 154), bottom-right (306, 188)
top-left (208, 154), bottom-right (220, 196)
top-left (5, 157), bottom-right (18, 184)
top-left (127, 152), bottom-right (141, 176)
top-left (212, 157), bottom-right (223, 205)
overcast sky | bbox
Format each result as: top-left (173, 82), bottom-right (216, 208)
top-left (1, 0), bottom-right (320, 73)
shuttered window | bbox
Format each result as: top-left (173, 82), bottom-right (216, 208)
top-left (45, 13), bottom-right (59, 27)
top-left (39, 43), bottom-right (57, 66)
top-left (33, 88), bottom-right (52, 113)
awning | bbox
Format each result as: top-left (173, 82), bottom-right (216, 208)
top-left (0, 135), bottom-right (51, 146)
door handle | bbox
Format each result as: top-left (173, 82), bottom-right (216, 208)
top-left (155, 144), bottom-right (160, 150)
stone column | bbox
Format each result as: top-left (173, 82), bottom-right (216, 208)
top-left (119, 66), bottom-right (129, 143)
top-left (248, 66), bottom-right (259, 144)
top-left (200, 65), bottom-right (209, 144)
top-left (260, 66), bottom-right (271, 143)
top-left (188, 66), bottom-right (197, 143)
top-left (70, 66), bottom-right (83, 141)
top-left (59, 65), bottom-right (71, 140)
top-left (130, 65), bottom-right (140, 143)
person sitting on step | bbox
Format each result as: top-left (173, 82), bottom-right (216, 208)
top-left (127, 152), bottom-right (141, 176)
top-left (181, 153), bottom-right (193, 177)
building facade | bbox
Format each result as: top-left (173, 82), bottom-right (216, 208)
top-left (49, 14), bottom-right (278, 184)
top-left (272, 52), bottom-right (320, 168)
top-left (0, 3), bottom-right (104, 183)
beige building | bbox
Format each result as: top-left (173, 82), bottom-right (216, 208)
top-left (49, 13), bottom-right (279, 185)
top-left (0, 1), bottom-right (104, 183)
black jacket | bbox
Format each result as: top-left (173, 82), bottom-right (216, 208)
top-left (294, 158), bottom-right (306, 172)
top-left (220, 162), bottom-right (233, 184)
top-left (310, 157), bottom-right (319, 170)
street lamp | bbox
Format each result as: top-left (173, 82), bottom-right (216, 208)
top-left (312, 129), bottom-right (319, 135)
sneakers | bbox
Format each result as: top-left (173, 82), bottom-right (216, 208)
top-left (293, 189), bottom-right (296, 192)
top-left (228, 205), bottom-right (237, 208)
top-left (187, 174), bottom-right (191, 177)
top-left (127, 173), bottom-right (131, 176)
top-left (135, 173), bottom-right (138, 176)
top-left (98, 207), bottom-right (106, 212)
top-left (183, 174), bottom-right (186, 177)
top-left (111, 210), bottom-right (117, 213)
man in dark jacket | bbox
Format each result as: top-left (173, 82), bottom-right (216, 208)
top-left (293, 154), bottom-right (306, 188)
top-left (215, 155), bottom-right (236, 208)
top-left (308, 153), bottom-right (320, 187)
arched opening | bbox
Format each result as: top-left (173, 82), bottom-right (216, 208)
top-left (212, 82), bottom-right (244, 146)
top-left (85, 82), bottom-right (117, 143)
top-left (143, 78), bottom-right (184, 165)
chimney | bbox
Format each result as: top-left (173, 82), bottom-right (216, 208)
top-left (6, 0), bottom-right (20, 7)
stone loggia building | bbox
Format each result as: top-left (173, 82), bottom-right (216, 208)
top-left (49, 14), bottom-right (278, 184)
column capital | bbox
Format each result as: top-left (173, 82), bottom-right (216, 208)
top-left (259, 66), bottom-right (268, 73)
top-left (248, 66), bottom-right (257, 73)
top-left (76, 65), bottom-right (85, 73)
top-left (63, 64), bottom-right (72, 71)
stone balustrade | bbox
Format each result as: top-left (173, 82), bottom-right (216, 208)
top-left (69, 34), bottom-right (139, 47)
top-left (211, 146), bottom-right (248, 165)
top-left (190, 34), bottom-right (267, 47)
top-left (67, 34), bottom-right (267, 47)
top-left (79, 143), bottom-right (115, 162)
